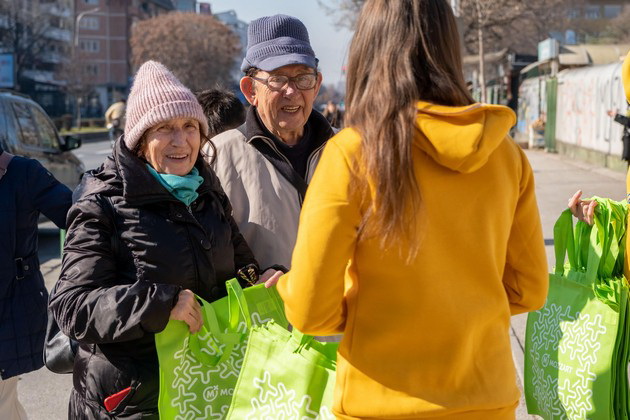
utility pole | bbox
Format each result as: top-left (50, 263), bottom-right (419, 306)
top-left (72, 7), bottom-right (99, 130)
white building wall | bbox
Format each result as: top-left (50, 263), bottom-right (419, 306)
top-left (555, 63), bottom-right (626, 156)
top-left (516, 76), bottom-right (546, 136)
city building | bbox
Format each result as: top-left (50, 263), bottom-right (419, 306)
top-left (0, 0), bottom-right (74, 116)
top-left (172, 0), bottom-right (197, 12)
top-left (0, 0), bottom-right (178, 118)
top-left (198, 2), bottom-right (211, 15)
top-left (551, 0), bottom-right (627, 45)
top-left (73, 0), bottom-right (175, 120)
top-left (463, 49), bottom-right (537, 111)
top-left (213, 9), bottom-right (247, 86)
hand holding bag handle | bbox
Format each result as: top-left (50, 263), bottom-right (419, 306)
top-left (187, 280), bottom-right (253, 367)
top-left (188, 297), bottom-right (242, 367)
top-left (554, 209), bottom-right (578, 276)
top-left (585, 199), bottom-right (618, 284)
top-left (555, 203), bottom-right (609, 285)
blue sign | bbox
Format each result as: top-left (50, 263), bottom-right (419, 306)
top-left (538, 38), bottom-right (559, 62)
top-left (0, 54), bottom-right (14, 88)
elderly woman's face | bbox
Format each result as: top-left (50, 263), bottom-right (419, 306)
top-left (141, 118), bottom-right (201, 176)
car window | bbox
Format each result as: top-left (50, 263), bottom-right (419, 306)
top-left (32, 106), bottom-right (60, 149)
top-left (12, 102), bottom-right (39, 148)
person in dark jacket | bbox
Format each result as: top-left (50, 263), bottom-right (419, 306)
top-left (0, 145), bottom-right (71, 419)
top-left (321, 100), bottom-right (343, 128)
top-left (49, 61), bottom-right (275, 419)
top-left (607, 107), bottom-right (630, 168)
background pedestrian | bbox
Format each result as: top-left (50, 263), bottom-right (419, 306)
top-left (0, 145), bottom-right (71, 420)
top-left (105, 98), bottom-right (126, 147)
top-left (607, 106), bottom-right (630, 168)
top-left (197, 88), bottom-right (246, 137)
top-left (322, 100), bottom-right (343, 128)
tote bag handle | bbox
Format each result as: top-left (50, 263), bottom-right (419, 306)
top-left (554, 209), bottom-right (577, 275)
top-left (187, 279), bottom-right (254, 368)
top-left (227, 278), bottom-right (252, 331)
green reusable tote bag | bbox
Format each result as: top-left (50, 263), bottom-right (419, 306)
top-left (155, 279), bottom-right (289, 419)
top-left (226, 321), bottom-right (338, 419)
top-left (524, 199), bottom-right (630, 420)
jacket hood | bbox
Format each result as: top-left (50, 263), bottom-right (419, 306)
top-left (414, 101), bottom-right (516, 173)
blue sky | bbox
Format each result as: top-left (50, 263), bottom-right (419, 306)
top-left (205, 0), bottom-right (354, 87)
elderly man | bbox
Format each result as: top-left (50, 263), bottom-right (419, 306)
top-left (209, 14), bottom-right (335, 271)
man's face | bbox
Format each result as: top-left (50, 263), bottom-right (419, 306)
top-left (241, 64), bottom-right (322, 144)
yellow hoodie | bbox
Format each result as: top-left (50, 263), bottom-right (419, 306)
top-left (277, 101), bottom-right (548, 419)
top-left (623, 51), bottom-right (630, 278)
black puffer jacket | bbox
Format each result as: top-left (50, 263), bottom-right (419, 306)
top-left (49, 140), bottom-right (257, 419)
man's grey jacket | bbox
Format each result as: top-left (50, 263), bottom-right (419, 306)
top-left (209, 107), bottom-right (335, 269)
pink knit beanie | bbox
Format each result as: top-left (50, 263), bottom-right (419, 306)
top-left (124, 60), bottom-right (209, 151)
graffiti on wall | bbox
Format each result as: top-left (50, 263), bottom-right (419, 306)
top-left (517, 77), bottom-right (546, 136)
top-left (555, 63), bottom-right (626, 155)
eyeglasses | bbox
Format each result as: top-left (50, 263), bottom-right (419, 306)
top-left (250, 73), bottom-right (318, 91)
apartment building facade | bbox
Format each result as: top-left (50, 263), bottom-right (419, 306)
top-left (74, 0), bottom-right (175, 118)
top-left (0, 0), bottom-right (74, 116)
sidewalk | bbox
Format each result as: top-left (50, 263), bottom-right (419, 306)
top-left (18, 149), bottom-right (627, 419)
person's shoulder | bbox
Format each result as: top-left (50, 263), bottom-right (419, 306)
top-left (211, 127), bottom-right (255, 163)
top-left (499, 134), bottom-right (526, 156)
top-left (328, 127), bottom-right (362, 156)
top-left (10, 155), bottom-right (51, 178)
top-left (212, 127), bottom-right (247, 147)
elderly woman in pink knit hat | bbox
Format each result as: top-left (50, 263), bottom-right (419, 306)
top-left (49, 61), bottom-right (271, 419)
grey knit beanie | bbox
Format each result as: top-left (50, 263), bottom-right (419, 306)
top-left (124, 60), bottom-right (209, 151)
top-left (241, 14), bottom-right (318, 73)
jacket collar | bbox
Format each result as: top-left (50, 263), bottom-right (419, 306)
top-left (244, 106), bottom-right (334, 151)
top-left (112, 138), bottom-right (215, 206)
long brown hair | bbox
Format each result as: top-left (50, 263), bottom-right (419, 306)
top-left (345, 0), bottom-right (473, 259)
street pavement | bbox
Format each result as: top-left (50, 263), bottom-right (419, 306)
top-left (73, 136), bottom-right (114, 172)
top-left (17, 148), bottom-right (627, 419)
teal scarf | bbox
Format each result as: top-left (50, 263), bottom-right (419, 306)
top-left (146, 164), bottom-right (203, 206)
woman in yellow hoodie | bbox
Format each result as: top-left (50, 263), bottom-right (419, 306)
top-left (275, 0), bottom-right (548, 418)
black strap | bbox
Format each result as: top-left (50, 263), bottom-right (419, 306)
top-left (14, 253), bottom-right (38, 280)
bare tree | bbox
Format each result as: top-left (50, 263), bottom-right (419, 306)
top-left (130, 12), bottom-right (240, 92)
top-left (0, 0), bottom-right (57, 89)
top-left (608, 7), bottom-right (630, 44)
top-left (460, 0), bottom-right (585, 54)
top-left (56, 55), bottom-right (95, 126)
top-left (458, 0), bottom-right (531, 102)
top-left (317, 0), bottom-right (364, 30)
top-left (322, 1), bottom-right (618, 102)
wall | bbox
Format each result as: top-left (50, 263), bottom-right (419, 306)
top-left (555, 63), bottom-right (626, 158)
top-left (516, 76), bottom-right (546, 137)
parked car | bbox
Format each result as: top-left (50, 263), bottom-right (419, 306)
top-left (0, 90), bottom-right (84, 190)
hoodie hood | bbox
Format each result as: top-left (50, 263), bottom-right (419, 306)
top-left (414, 101), bottom-right (516, 173)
